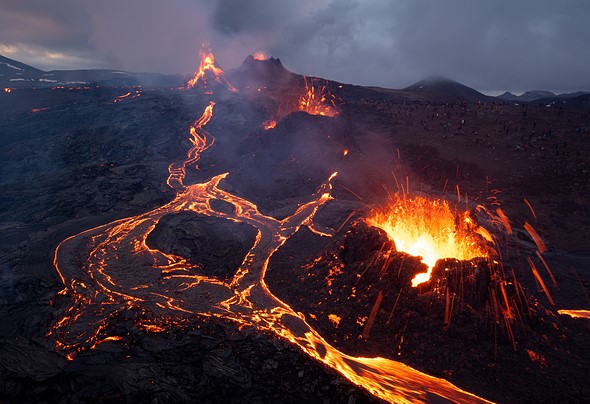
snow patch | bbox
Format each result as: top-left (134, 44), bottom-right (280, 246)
top-left (9, 78), bottom-right (25, 81)
top-left (1, 62), bottom-right (23, 71)
top-left (39, 78), bottom-right (58, 83)
top-left (66, 81), bottom-right (89, 84)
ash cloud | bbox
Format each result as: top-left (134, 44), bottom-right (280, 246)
top-left (2, 0), bottom-right (590, 92)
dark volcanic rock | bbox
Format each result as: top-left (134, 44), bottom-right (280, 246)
top-left (431, 258), bottom-right (491, 308)
top-left (1, 58), bottom-right (589, 404)
top-left (146, 212), bottom-right (258, 280)
top-left (404, 76), bottom-right (491, 102)
top-left (225, 112), bottom-right (358, 216)
top-left (0, 319), bottom-right (381, 404)
top-left (267, 220), bottom-right (427, 357)
top-left (267, 218), bottom-right (590, 403)
top-left (228, 55), bottom-right (298, 90)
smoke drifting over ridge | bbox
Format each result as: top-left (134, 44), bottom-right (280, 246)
top-left (1, 0), bottom-right (589, 93)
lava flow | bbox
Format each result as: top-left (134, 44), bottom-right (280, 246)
top-left (367, 194), bottom-right (492, 286)
top-left (558, 309), bottom-right (590, 319)
top-left (49, 48), bottom-right (491, 403)
top-left (113, 89), bottom-right (141, 103)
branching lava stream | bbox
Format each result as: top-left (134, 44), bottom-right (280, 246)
top-left (49, 49), bottom-right (491, 403)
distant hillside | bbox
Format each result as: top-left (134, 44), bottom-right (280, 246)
top-left (0, 55), bottom-right (44, 85)
top-left (0, 54), bottom-right (182, 88)
top-left (556, 91), bottom-right (589, 99)
top-left (404, 76), bottom-right (491, 102)
top-left (536, 93), bottom-right (590, 108)
top-left (518, 90), bottom-right (556, 101)
top-left (497, 91), bottom-right (520, 101)
top-left (497, 89), bottom-right (589, 103)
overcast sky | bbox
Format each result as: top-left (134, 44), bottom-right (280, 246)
top-left (1, 0), bottom-right (589, 94)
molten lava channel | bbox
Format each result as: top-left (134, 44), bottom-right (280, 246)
top-left (367, 195), bottom-right (491, 286)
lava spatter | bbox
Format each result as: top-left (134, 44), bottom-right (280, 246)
top-left (367, 194), bottom-right (491, 286)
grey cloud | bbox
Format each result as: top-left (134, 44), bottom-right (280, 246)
top-left (212, 0), bottom-right (317, 35)
top-left (1, 0), bottom-right (589, 92)
top-left (0, 0), bottom-right (91, 50)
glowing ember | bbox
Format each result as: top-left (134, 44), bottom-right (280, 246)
top-left (4, 87), bottom-right (11, 93)
top-left (187, 45), bottom-right (237, 92)
top-left (262, 120), bottom-right (277, 130)
top-left (298, 77), bottom-right (338, 117)
top-left (367, 195), bottom-right (490, 286)
top-left (253, 51), bottom-right (268, 60)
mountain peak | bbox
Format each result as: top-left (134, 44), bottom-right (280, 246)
top-left (242, 54), bottom-right (285, 68)
top-left (404, 76), bottom-right (488, 102)
top-left (417, 75), bottom-right (458, 86)
top-left (228, 54), bottom-right (296, 89)
top-left (497, 91), bottom-right (520, 101)
top-left (519, 90), bottom-right (556, 101)
top-left (0, 54), bottom-right (44, 73)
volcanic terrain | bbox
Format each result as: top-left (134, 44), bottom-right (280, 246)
top-left (0, 53), bottom-right (589, 403)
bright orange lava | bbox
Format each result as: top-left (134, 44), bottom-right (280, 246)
top-left (298, 77), bottom-right (338, 117)
top-left (262, 120), bottom-right (277, 130)
top-left (558, 309), bottom-right (590, 319)
top-left (113, 89), bottom-right (141, 103)
top-left (253, 51), bottom-right (268, 60)
top-left (187, 45), bottom-right (237, 92)
top-left (367, 195), bottom-right (490, 286)
top-left (4, 87), bottom-right (11, 93)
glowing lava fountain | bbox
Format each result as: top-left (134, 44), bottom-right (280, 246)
top-left (367, 194), bottom-right (492, 286)
top-left (49, 49), bottom-right (491, 403)
top-left (298, 77), bottom-right (338, 117)
top-left (187, 45), bottom-right (237, 92)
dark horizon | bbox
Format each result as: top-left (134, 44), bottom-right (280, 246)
top-left (2, 51), bottom-right (589, 98)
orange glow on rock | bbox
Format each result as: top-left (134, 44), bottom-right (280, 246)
top-left (262, 120), bottom-right (277, 130)
top-left (4, 87), bottom-right (11, 93)
top-left (253, 51), bottom-right (267, 60)
top-left (367, 195), bottom-right (490, 286)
